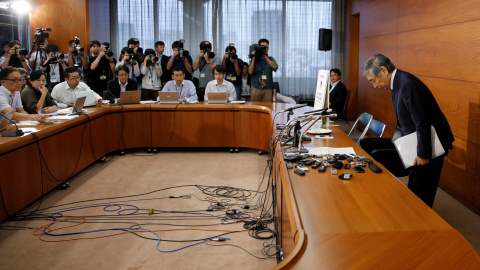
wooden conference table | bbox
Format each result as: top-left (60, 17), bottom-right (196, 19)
top-left (0, 102), bottom-right (479, 269)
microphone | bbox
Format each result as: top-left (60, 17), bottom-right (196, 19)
top-left (279, 104), bottom-right (308, 113)
top-left (106, 89), bottom-right (122, 106)
top-left (0, 112), bottom-right (24, 137)
top-left (303, 107), bottom-right (331, 115)
top-left (52, 98), bottom-right (71, 108)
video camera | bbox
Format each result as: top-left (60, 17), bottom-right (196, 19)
top-left (34, 28), bottom-right (51, 46)
top-left (102, 42), bottom-right (114, 57)
top-left (249, 44), bottom-right (267, 59)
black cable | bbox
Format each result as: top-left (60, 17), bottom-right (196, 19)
top-left (155, 103), bottom-right (180, 154)
top-left (84, 113), bottom-right (98, 161)
top-left (205, 241), bottom-right (271, 260)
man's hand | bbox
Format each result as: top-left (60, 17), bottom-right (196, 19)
top-left (68, 101), bottom-right (75, 106)
top-left (42, 106), bottom-right (57, 114)
top-left (197, 50), bottom-right (205, 59)
top-left (413, 156), bottom-right (430, 166)
top-left (223, 52), bottom-right (229, 59)
top-left (98, 50), bottom-right (106, 58)
top-left (32, 114), bottom-right (46, 123)
top-left (96, 99), bottom-right (103, 106)
top-left (172, 49), bottom-right (179, 57)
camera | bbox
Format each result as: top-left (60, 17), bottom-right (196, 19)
top-left (15, 47), bottom-right (29, 56)
top-left (149, 54), bottom-right (159, 62)
top-left (179, 48), bottom-right (190, 58)
top-left (102, 42), bottom-right (114, 57)
top-left (249, 44), bottom-right (266, 59)
top-left (74, 36), bottom-right (84, 53)
top-left (125, 48), bottom-right (134, 63)
top-left (34, 28), bottom-right (51, 46)
top-left (228, 52), bottom-right (237, 60)
top-left (203, 50), bottom-right (215, 59)
top-left (50, 52), bottom-right (64, 63)
top-left (199, 41), bottom-right (215, 59)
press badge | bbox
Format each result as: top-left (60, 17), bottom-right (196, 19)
top-left (100, 75), bottom-right (107, 80)
top-left (200, 73), bottom-right (205, 78)
top-left (261, 75), bottom-right (267, 80)
top-left (230, 76), bottom-right (236, 81)
top-left (50, 76), bottom-right (57, 81)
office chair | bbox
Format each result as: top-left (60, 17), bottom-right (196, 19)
top-left (337, 89), bottom-right (350, 120)
top-left (359, 128), bottom-right (409, 177)
top-left (348, 112), bottom-right (373, 144)
top-left (368, 119), bottom-right (386, 137)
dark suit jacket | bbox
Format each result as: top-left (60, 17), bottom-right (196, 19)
top-left (329, 81), bottom-right (348, 115)
top-left (107, 78), bottom-right (138, 102)
top-left (391, 69), bottom-right (454, 159)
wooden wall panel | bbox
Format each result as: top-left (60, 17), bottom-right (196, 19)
top-left (440, 138), bottom-right (477, 203)
top-left (29, 0), bottom-right (90, 54)
top-left (350, 0), bottom-right (480, 212)
top-left (397, 21), bottom-right (480, 83)
top-left (359, 0), bottom-right (399, 39)
top-left (418, 76), bottom-right (480, 145)
top-left (399, 0), bottom-right (480, 32)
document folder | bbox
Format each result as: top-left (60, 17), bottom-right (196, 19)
top-left (393, 125), bottom-right (445, 169)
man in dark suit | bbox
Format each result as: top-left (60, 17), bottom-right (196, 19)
top-left (363, 54), bottom-right (454, 207)
top-left (329, 68), bottom-right (348, 115)
top-left (107, 65), bottom-right (138, 103)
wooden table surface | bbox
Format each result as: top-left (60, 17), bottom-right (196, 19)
top-left (1, 102), bottom-right (479, 269)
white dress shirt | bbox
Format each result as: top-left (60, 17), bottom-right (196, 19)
top-left (0, 85), bottom-right (22, 112)
top-left (51, 81), bottom-right (102, 108)
top-left (204, 79), bottom-right (236, 101)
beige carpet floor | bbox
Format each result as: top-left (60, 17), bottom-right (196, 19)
top-left (0, 149), bottom-right (277, 270)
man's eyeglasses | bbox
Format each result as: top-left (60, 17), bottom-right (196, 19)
top-left (4, 78), bottom-right (26, 84)
top-left (69, 76), bottom-right (82, 81)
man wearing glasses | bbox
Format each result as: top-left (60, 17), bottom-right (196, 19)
top-left (0, 66), bottom-right (46, 123)
top-left (52, 66), bottom-right (102, 108)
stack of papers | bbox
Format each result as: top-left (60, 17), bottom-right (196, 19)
top-left (48, 115), bottom-right (80, 121)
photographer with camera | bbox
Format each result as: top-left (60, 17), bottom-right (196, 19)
top-left (116, 47), bottom-right (140, 82)
top-left (41, 44), bottom-right (66, 90)
top-left (65, 38), bottom-right (89, 83)
top-left (0, 41), bottom-right (31, 73)
top-left (248, 38), bottom-right (278, 102)
top-left (222, 45), bottom-right (244, 100)
top-left (155, 41), bottom-right (170, 86)
top-left (193, 41), bottom-right (221, 101)
top-left (29, 28), bottom-right (50, 71)
top-left (88, 40), bottom-right (116, 96)
top-left (166, 40), bottom-right (193, 81)
top-left (140, 49), bottom-right (162, 100)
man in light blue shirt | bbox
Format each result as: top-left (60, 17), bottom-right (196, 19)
top-left (204, 65), bottom-right (236, 101)
top-left (160, 67), bottom-right (197, 102)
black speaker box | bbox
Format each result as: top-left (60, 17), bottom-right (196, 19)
top-left (318, 28), bottom-right (332, 51)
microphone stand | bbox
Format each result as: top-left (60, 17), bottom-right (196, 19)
top-left (0, 112), bottom-right (24, 137)
top-left (106, 89), bottom-right (122, 106)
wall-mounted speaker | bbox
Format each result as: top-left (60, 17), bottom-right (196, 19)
top-left (318, 28), bottom-right (332, 51)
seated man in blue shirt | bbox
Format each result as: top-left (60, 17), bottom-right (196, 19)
top-left (160, 67), bottom-right (197, 103)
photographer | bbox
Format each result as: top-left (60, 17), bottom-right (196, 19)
top-left (88, 40), bottom-right (116, 96)
top-left (29, 37), bottom-right (48, 71)
top-left (222, 45), bottom-right (244, 100)
top-left (193, 41), bottom-right (221, 101)
top-left (116, 47), bottom-right (140, 81)
top-left (166, 41), bottom-right (193, 81)
top-left (65, 39), bottom-right (89, 83)
top-left (0, 40), bottom-right (31, 73)
top-left (154, 41), bottom-right (170, 86)
top-left (140, 49), bottom-right (162, 100)
top-left (41, 44), bottom-right (66, 90)
top-left (248, 38), bottom-right (278, 102)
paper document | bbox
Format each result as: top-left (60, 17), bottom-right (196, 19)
top-left (304, 147), bottom-right (356, 156)
top-left (140, 100), bottom-right (157, 104)
top-left (48, 115), bottom-right (80, 121)
top-left (16, 121), bottom-right (40, 126)
top-left (393, 125), bottom-right (445, 169)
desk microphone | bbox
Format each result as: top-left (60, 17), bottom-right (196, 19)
top-left (303, 107), bottom-right (331, 115)
top-left (106, 89), bottom-right (122, 106)
top-left (0, 112), bottom-right (24, 137)
top-left (279, 104), bottom-right (308, 113)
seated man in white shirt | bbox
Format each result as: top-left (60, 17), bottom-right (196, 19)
top-left (159, 67), bottom-right (198, 103)
top-left (0, 66), bottom-right (46, 123)
top-left (204, 65), bottom-right (236, 102)
top-left (51, 66), bottom-right (102, 108)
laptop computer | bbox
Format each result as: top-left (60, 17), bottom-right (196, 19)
top-left (67, 96), bottom-right (87, 115)
top-left (207, 92), bottom-right (228, 104)
top-left (75, 91), bottom-right (97, 107)
top-left (158, 92), bottom-right (180, 104)
top-left (0, 111), bottom-right (15, 132)
top-left (120, 91), bottom-right (141, 105)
